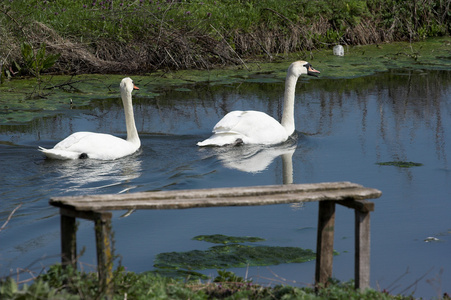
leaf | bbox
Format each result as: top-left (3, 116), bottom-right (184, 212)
top-left (21, 42), bottom-right (34, 65)
top-left (42, 53), bottom-right (61, 70)
top-left (0, 278), bottom-right (19, 298)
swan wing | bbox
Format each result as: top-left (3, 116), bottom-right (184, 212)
top-left (40, 132), bottom-right (139, 160)
top-left (52, 132), bottom-right (95, 150)
top-left (198, 111), bottom-right (288, 146)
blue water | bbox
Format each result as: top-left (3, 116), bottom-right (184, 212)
top-left (1, 69), bottom-right (450, 298)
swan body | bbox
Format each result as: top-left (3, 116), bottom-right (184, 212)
top-left (197, 61), bottom-right (319, 146)
top-left (39, 77), bottom-right (140, 160)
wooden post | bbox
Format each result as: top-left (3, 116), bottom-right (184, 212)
top-left (355, 209), bottom-right (371, 290)
top-left (60, 212), bottom-right (77, 269)
top-left (94, 211), bottom-right (113, 297)
top-left (315, 200), bottom-right (336, 288)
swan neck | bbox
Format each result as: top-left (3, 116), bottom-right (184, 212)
top-left (281, 73), bottom-right (298, 136)
top-left (121, 90), bottom-right (140, 146)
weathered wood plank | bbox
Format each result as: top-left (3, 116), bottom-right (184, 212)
top-left (338, 199), bottom-right (375, 212)
top-left (315, 200), bottom-right (336, 288)
top-left (51, 182), bottom-right (370, 202)
top-left (60, 206), bottom-right (108, 221)
top-left (50, 182), bottom-right (381, 211)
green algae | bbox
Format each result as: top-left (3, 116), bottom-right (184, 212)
top-left (154, 244), bottom-right (316, 271)
top-left (376, 161), bottom-right (424, 168)
top-left (1, 37), bottom-right (450, 125)
top-left (193, 234), bottom-right (265, 244)
top-left (310, 37), bottom-right (451, 78)
top-left (153, 234), bottom-right (318, 274)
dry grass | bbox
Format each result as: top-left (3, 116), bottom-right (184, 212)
top-left (1, 0), bottom-right (450, 74)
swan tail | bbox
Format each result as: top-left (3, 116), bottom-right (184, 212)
top-left (197, 133), bottom-right (244, 147)
top-left (38, 146), bottom-right (80, 160)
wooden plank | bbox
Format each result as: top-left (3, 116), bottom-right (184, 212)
top-left (355, 209), bottom-right (371, 290)
top-left (315, 200), bottom-right (336, 288)
top-left (50, 182), bottom-right (381, 211)
top-left (51, 182), bottom-right (374, 202)
top-left (52, 189), bottom-right (380, 211)
top-left (60, 206), bottom-right (107, 221)
top-left (338, 199), bottom-right (374, 212)
top-left (49, 182), bottom-right (364, 202)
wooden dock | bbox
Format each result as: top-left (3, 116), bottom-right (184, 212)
top-left (50, 181), bottom-right (381, 295)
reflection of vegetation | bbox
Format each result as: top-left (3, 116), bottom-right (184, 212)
top-left (0, 37), bottom-right (450, 125)
top-left (154, 234), bottom-right (317, 272)
top-left (376, 161), bottom-right (423, 168)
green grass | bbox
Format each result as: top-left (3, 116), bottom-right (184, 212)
top-left (1, 0), bottom-right (450, 73)
top-left (8, 0), bottom-right (448, 42)
top-left (0, 265), bottom-right (420, 300)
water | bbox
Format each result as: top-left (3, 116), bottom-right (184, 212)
top-left (1, 69), bottom-right (451, 298)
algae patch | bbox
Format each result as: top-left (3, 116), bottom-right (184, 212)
top-left (155, 244), bottom-right (316, 270)
top-left (153, 234), bottom-right (317, 274)
top-left (376, 161), bottom-right (424, 168)
top-left (2, 37), bottom-right (450, 125)
top-left (193, 234), bottom-right (265, 244)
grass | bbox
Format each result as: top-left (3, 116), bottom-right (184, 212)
top-left (0, 0), bottom-right (450, 74)
top-left (0, 265), bottom-right (420, 300)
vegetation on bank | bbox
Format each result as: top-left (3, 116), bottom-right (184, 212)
top-left (0, 0), bottom-right (450, 74)
top-left (1, 265), bottom-right (420, 300)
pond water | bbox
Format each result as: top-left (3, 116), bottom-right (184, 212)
top-left (1, 67), bottom-right (451, 298)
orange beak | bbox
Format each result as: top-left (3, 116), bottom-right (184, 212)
top-left (307, 66), bottom-right (320, 77)
top-left (133, 85), bottom-right (139, 90)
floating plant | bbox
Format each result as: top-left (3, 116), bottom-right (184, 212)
top-left (153, 234), bottom-right (320, 275)
top-left (193, 234), bottom-right (265, 244)
top-left (1, 37), bottom-right (450, 125)
top-left (376, 161), bottom-right (423, 168)
top-left (154, 244), bottom-right (317, 270)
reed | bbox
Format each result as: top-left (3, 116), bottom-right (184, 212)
top-left (0, 0), bottom-right (449, 74)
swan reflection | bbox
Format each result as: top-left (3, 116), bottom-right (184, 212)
top-left (43, 153), bottom-right (143, 195)
top-left (209, 140), bottom-right (297, 177)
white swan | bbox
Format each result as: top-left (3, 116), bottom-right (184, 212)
top-left (197, 61), bottom-right (320, 146)
top-left (39, 77), bottom-right (141, 160)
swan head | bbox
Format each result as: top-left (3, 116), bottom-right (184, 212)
top-left (120, 77), bottom-right (139, 95)
top-left (289, 61), bottom-right (320, 78)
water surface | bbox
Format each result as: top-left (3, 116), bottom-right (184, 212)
top-left (1, 69), bottom-right (450, 298)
